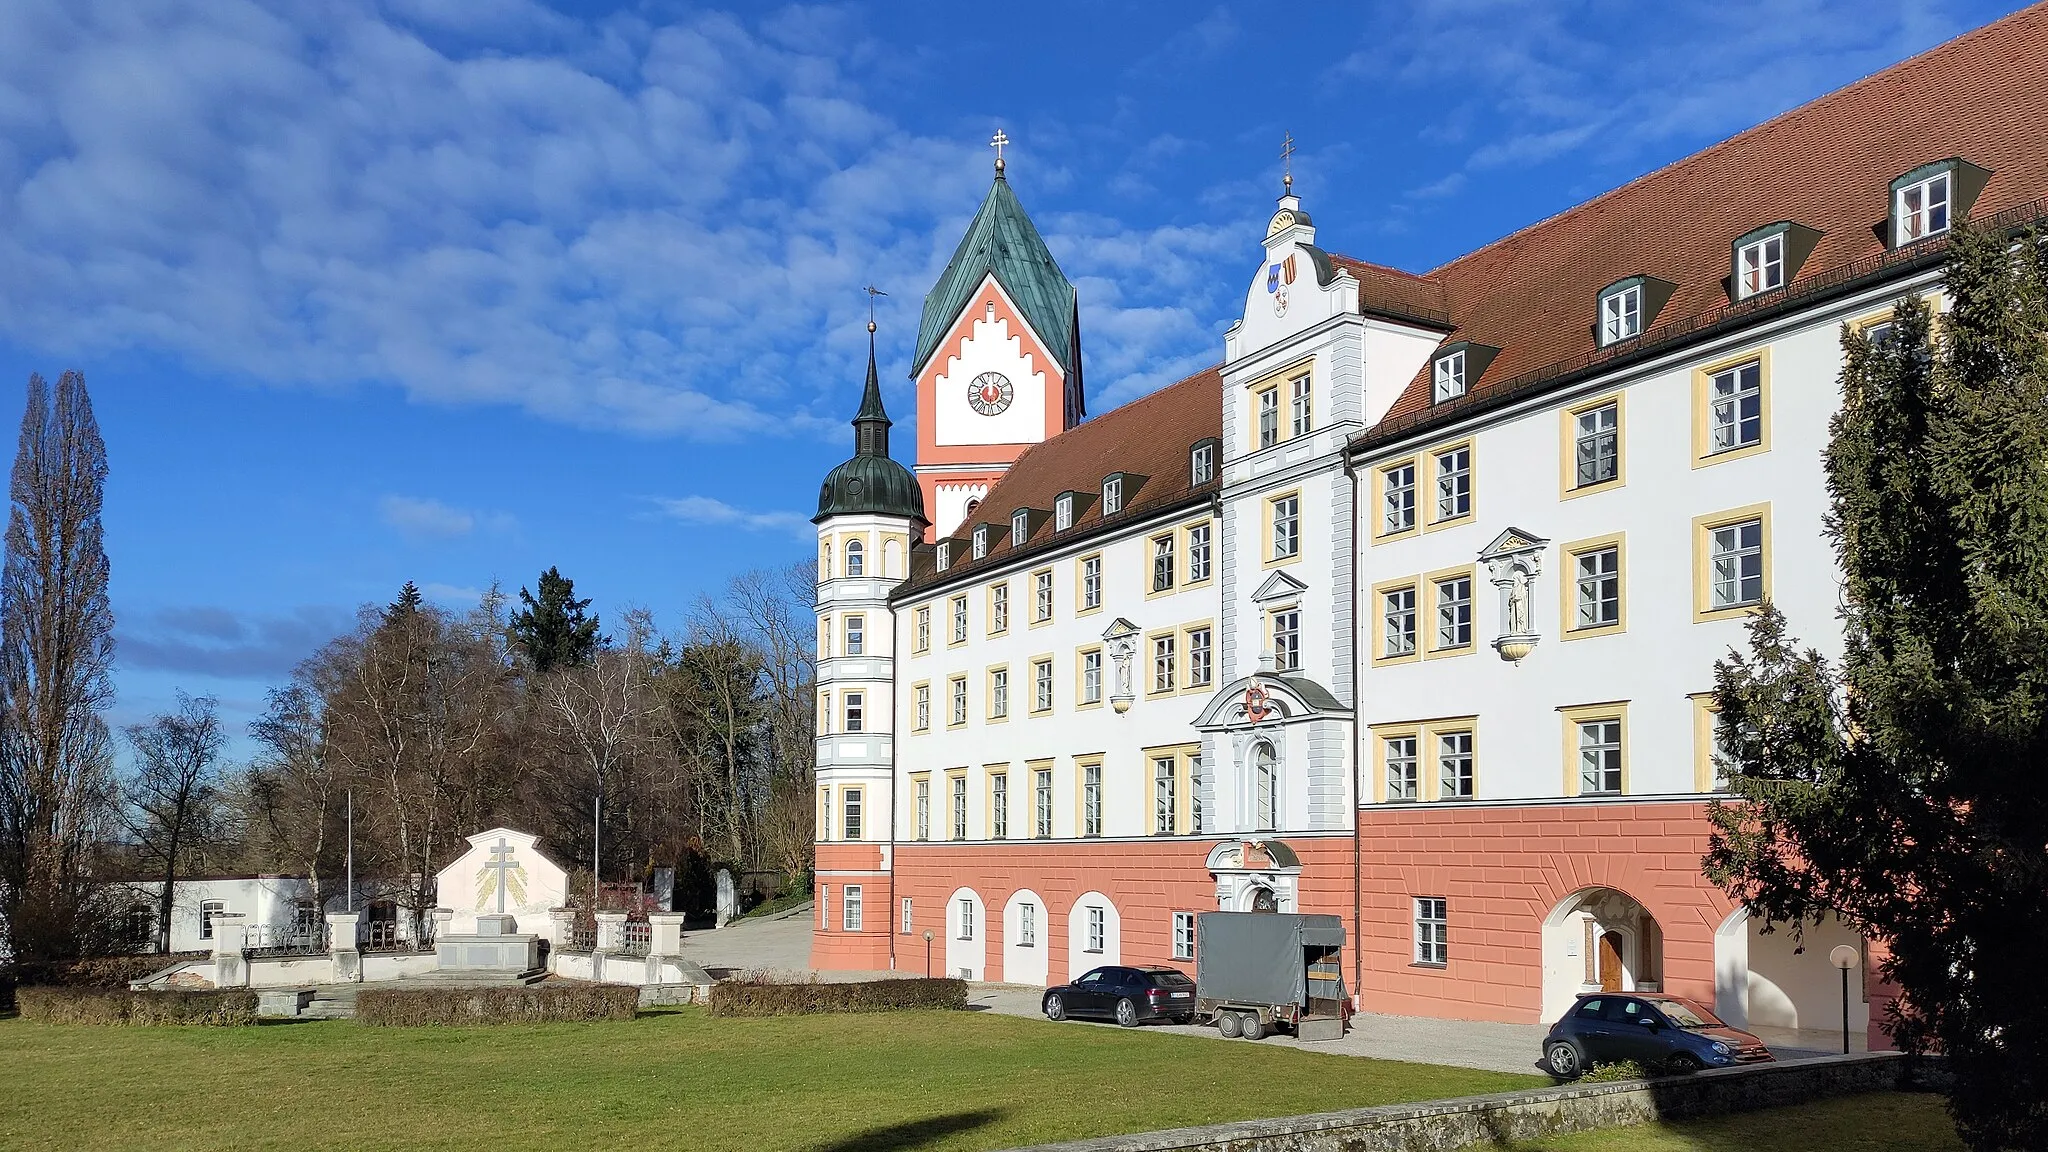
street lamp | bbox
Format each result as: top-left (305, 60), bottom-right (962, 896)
top-left (923, 930), bottom-right (935, 979)
top-left (1829, 944), bottom-right (1860, 1054)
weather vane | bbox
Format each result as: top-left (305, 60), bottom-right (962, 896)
top-left (863, 284), bottom-right (887, 333)
top-left (1281, 131), bottom-right (1295, 192)
top-left (991, 128), bottom-right (1010, 175)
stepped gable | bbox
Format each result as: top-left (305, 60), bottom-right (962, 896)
top-left (1354, 3), bottom-right (2048, 430)
top-left (913, 174), bottom-right (1080, 386)
top-left (903, 366), bottom-right (1222, 589)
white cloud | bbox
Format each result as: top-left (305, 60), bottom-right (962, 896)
top-left (380, 494), bottom-right (511, 540)
top-left (651, 495), bottom-right (812, 539)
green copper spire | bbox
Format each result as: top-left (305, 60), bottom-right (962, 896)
top-left (815, 319), bottom-right (926, 527)
top-left (853, 322), bottom-right (890, 457)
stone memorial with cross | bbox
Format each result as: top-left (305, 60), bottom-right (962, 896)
top-left (431, 827), bottom-right (568, 970)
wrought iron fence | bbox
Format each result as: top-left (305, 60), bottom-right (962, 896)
top-left (564, 923), bottom-right (597, 952)
top-left (244, 922), bottom-right (330, 958)
top-left (361, 918), bottom-right (433, 953)
top-left (619, 919), bottom-right (652, 957)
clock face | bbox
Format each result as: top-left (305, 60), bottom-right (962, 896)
top-left (968, 371), bottom-right (1014, 416)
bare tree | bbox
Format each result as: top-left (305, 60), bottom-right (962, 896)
top-left (722, 564), bottom-right (817, 879)
top-left (122, 693), bottom-right (227, 953)
top-left (246, 681), bottom-right (340, 913)
top-left (0, 371), bottom-right (119, 963)
top-left (534, 608), bottom-right (658, 901)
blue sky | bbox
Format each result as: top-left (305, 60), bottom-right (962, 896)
top-left (0, 0), bottom-right (2022, 752)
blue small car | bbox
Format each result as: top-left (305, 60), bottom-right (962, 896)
top-left (1543, 992), bottom-right (1774, 1078)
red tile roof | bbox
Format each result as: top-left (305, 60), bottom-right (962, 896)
top-left (1367, 3), bottom-right (2048, 425)
top-left (902, 366), bottom-right (1221, 591)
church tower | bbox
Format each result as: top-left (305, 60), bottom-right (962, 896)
top-left (811, 321), bottom-right (924, 968)
top-left (911, 140), bottom-right (1085, 540)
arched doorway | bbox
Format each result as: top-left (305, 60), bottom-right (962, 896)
top-left (1541, 887), bottom-right (1663, 1021)
top-left (943, 887), bottom-right (987, 981)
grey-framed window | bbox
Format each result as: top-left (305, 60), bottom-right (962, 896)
top-left (819, 885), bottom-right (829, 929)
top-left (1600, 283), bottom-right (1642, 345)
top-left (1433, 350), bottom-right (1466, 402)
top-left (200, 900), bottom-right (226, 940)
top-left (1574, 546), bottom-right (1621, 629)
top-left (1152, 533), bottom-right (1175, 592)
top-left (1055, 494), bottom-right (1073, 530)
top-left (935, 541), bottom-right (950, 571)
top-left (915, 779), bottom-right (931, 841)
top-left (843, 691), bottom-right (864, 733)
top-left (1011, 509), bottom-right (1029, 547)
top-left (1034, 570), bottom-right (1054, 621)
top-left (1272, 609), bottom-right (1300, 672)
top-left (1290, 373), bottom-right (1312, 438)
top-left (843, 884), bottom-right (862, 931)
top-left (1708, 360), bottom-right (1763, 454)
top-left (1187, 522), bottom-right (1211, 583)
top-left (1153, 755), bottom-right (1176, 835)
top-left (902, 897), bottom-right (914, 934)
top-left (1385, 735), bottom-right (1419, 802)
top-left (1436, 576), bottom-right (1471, 650)
top-left (1383, 586), bottom-right (1417, 658)
top-left (1382, 463), bottom-right (1415, 534)
top-left (1253, 744), bottom-right (1277, 830)
top-left (950, 677), bottom-right (967, 726)
top-left (1710, 519), bottom-right (1765, 609)
top-left (1082, 763), bottom-right (1103, 837)
top-left (1102, 476), bottom-right (1123, 515)
top-left (1414, 897), bottom-right (1448, 966)
top-left (972, 525), bottom-right (989, 560)
top-left (844, 614), bottom-right (864, 656)
top-left (989, 668), bottom-right (1008, 719)
top-left (1438, 731), bottom-right (1474, 799)
top-left (1081, 556), bottom-right (1102, 609)
top-left (1191, 441), bottom-right (1216, 485)
top-left (1188, 627), bottom-right (1213, 688)
top-left (1578, 719), bottom-right (1624, 794)
top-left (957, 898), bottom-right (975, 941)
top-left (1895, 170), bottom-right (1951, 245)
top-left (1258, 388), bottom-right (1280, 449)
top-left (914, 684), bottom-right (930, 731)
top-left (1736, 231), bottom-right (1784, 298)
top-left (990, 584), bottom-right (1008, 633)
top-left (1019, 901), bottom-right (1036, 946)
top-left (951, 774), bottom-right (968, 840)
top-left (951, 595), bottom-right (968, 643)
top-left (914, 606), bottom-right (930, 652)
top-left (1033, 658), bottom-right (1053, 713)
top-left (1271, 495), bottom-right (1300, 559)
top-left (990, 773), bottom-right (1008, 839)
top-left (1172, 911), bottom-right (1196, 960)
top-left (1082, 650), bottom-right (1103, 703)
top-left (844, 539), bottom-right (863, 577)
top-left (1086, 906), bottom-right (1106, 952)
top-left (843, 787), bottom-right (863, 840)
top-left (1034, 768), bottom-right (1053, 838)
top-left (1152, 635), bottom-right (1176, 693)
top-left (1435, 446), bottom-right (1470, 521)
top-left (1574, 402), bottom-right (1619, 488)
top-left (1190, 751), bottom-right (1203, 831)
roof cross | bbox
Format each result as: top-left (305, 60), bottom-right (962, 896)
top-left (1281, 131), bottom-right (1295, 191)
top-left (990, 128), bottom-right (1010, 175)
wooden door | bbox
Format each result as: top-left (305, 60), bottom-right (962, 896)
top-left (1598, 931), bottom-right (1624, 992)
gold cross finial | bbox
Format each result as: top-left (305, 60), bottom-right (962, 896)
top-left (991, 128), bottom-right (1010, 175)
top-left (863, 285), bottom-right (887, 333)
top-left (1281, 132), bottom-right (1295, 192)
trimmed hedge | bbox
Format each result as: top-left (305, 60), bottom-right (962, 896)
top-left (709, 977), bottom-right (968, 1018)
top-left (355, 984), bottom-right (640, 1026)
top-left (16, 986), bottom-right (259, 1026)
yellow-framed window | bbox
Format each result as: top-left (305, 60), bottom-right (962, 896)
top-left (1560, 533), bottom-right (1626, 639)
top-left (1423, 566), bottom-right (1475, 658)
top-left (1427, 440), bottom-right (1475, 529)
top-left (1693, 504), bottom-right (1771, 621)
top-left (1560, 702), bottom-right (1630, 797)
top-left (1691, 348), bottom-right (1771, 466)
top-left (1373, 458), bottom-right (1419, 540)
top-left (1560, 392), bottom-right (1626, 498)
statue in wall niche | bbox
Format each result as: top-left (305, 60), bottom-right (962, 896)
top-left (1505, 567), bottom-right (1532, 636)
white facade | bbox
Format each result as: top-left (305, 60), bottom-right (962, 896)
top-left (817, 511), bottom-right (919, 848)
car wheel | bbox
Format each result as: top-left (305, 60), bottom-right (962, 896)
top-left (1044, 993), bottom-right (1065, 1022)
top-left (1666, 1053), bottom-right (1704, 1074)
top-left (1240, 1013), bottom-right (1265, 1041)
top-left (1115, 998), bottom-right (1139, 1028)
top-left (1216, 1011), bottom-right (1242, 1038)
top-left (1546, 1040), bottom-right (1583, 1080)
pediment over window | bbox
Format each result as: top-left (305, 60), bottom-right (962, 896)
top-left (1250, 570), bottom-right (1309, 605)
top-left (1478, 526), bottom-right (1550, 562)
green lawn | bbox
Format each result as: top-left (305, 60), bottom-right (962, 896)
top-left (0, 1008), bottom-right (1543, 1152)
top-left (1491, 1091), bottom-right (1962, 1152)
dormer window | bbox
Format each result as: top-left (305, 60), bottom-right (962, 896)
top-left (971, 524), bottom-right (990, 560)
top-left (1433, 350), bottom-right (1466, 402)
top-left (1010, 509), bottom-right (1029, 547)
top-left (1055, 493), bottom-right (1074, 530)
top-left (1600, 283), bottom-right (1641, 345)
top-left (1102, 475), bottom-right (1123, 516)
top-left (1190, 439), bottom-right (1218, 486)
top-left (1890, 159), bottom-right (1989, 250)
top-left (1736, 232), bottom-right (1783, 297)
top-left (936, 541), bottom-right (951, 571)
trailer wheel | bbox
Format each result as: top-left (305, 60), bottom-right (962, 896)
top-left (1216, 1011), bottom-right (1242, 1038)
top-left (1240, 1013), bottom-right (1265, 1041)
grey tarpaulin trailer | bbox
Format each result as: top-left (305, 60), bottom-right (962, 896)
top-left (1195, 911), bottom-right (1351, 1041)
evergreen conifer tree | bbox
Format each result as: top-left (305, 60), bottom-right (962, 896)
top-left (1707, 221), bottom-right (2048, 1149)
top-left (385, 580), bottom-right (424, 622)
top-left (510, 566), bottom-right (599, 675)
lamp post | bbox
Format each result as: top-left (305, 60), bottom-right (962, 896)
top-left (923, 930), bottom-right (934, 979)
top-left (1829, 944), bottom-right (1860, 1054)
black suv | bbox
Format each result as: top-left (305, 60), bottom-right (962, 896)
top-left (1544, 992), bottom-right (1774, 1078)
top-left (1043, 966), bottom-right (1197, 1028)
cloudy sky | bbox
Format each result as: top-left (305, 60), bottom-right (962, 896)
top-left (0, 0), bottom-right (2020, 751)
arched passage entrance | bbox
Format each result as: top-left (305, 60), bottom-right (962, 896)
top-left (1541, 887), bottom-right (1663, 1022)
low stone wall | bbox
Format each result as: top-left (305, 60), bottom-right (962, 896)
top-left (1002, 1053), bottom-right (1936, 1152)
top-left (360, 952), bottom-right (437, 982)
top-left (247, 956), bottom-right (334, 988)
top-left (637, 983), bottom-right (707, 1007)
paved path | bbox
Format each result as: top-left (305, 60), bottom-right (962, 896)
top-left (674, 901), bottom-right (894, 982)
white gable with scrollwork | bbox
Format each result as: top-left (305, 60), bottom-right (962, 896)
top-left (1228, 202), bottom-right (1360, 363)
top-left (434, 827), bottom-right (568, 936)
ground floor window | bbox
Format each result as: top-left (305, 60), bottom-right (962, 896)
top-left (901, 898), bottom-right (913, 934)
top-left (1019, 902), bottom-right (1037, 946)
top-left (958, 899), bottom-right (976, 941)
top-left (842, 885), bottom-right (862, 931)
top-left (1086, 906), bottom-right (1106, 952)
top-left (819, 886), bottom-right (831, 930)
top-left (1414, 897), bottom-right (1448, 966)
top-left (200, 899), bottom-right (226, 941)
top-left (1172, 912), bottom-right (1196, 960)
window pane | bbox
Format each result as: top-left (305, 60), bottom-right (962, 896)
top-left (1385, 736), bottom-right (1417, 801)
top-left (1435, 447), bottom-right (1470, 520)
top-left (1574, 403), bottom-right (1618, 487)
top-left (1436, 577), bottom-right (1471, 649)
top-left (1383, 587), bottom-right (1416, 657)
top-left (1382, 464), bottom-right (1415, 534)
top-left (1573, 547), bottom-right (1620, 628)
top-left (1439, 732), bottom-right (1474, 798)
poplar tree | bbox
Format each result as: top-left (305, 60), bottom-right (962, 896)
top-left (1706, 221), bottom-right (2048, 1150)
